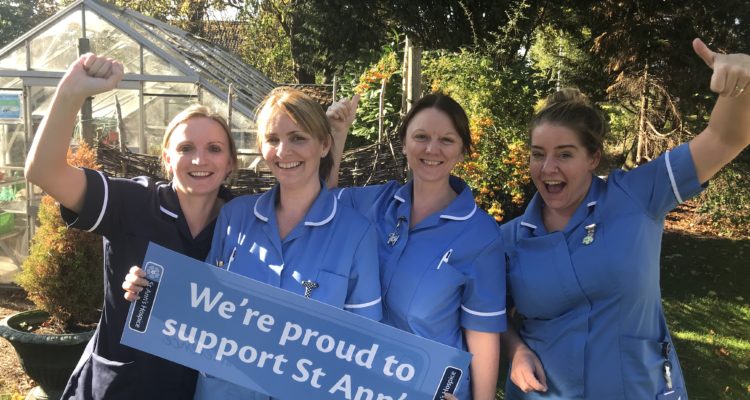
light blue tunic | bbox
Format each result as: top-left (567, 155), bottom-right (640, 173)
top-left (194, 183), bottom-right (382, 399)
top-left (503, 143), bottom-right (702, 399)
top-left (336, 176), bottom-right (507, 400)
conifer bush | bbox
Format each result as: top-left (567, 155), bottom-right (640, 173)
top-left (17, 143), bottom-right (103, 333)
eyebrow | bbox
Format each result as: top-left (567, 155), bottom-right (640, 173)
top-left (531, 144), bottom-right (579, 150)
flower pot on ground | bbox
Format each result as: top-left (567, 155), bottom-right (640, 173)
top-left (0, 143), bottom-right (103, 399)
top-left (0, 310), bottom-right (94, 400)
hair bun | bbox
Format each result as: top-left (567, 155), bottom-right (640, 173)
top-left (545, 88), bottom-right (590, 108)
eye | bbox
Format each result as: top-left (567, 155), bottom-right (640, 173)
top-left (560, 152), bottom-right (573, 159)
top-left (265, 136), bottom-right (280, 145)
top-left (176, 144), bottom-right (194, 153)
top-left (412, 133), bottom-right (428, 141)
top-left (290, 133), bottom-right (308, 143)
top-left (440, 137), bottom-right (456, 144)
top-left (531, 151), bottom-right (544, 160)
top-left (208, 144), bottom-right (224, 153)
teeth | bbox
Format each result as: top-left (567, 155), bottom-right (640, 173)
top-left (189, 171), bottom-right (212, 177)
top-left (544, 180), bottom-right (563, 185)
top-left (422, 160), bottom-right (442, 166)
top-left (278, 162), bottom-right (301, 169)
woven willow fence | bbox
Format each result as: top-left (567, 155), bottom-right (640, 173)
top-left (96, 134), bottom-right (407, 194)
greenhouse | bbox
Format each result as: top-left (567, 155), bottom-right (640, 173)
top-left (0, 0), bottom-right (277, 269)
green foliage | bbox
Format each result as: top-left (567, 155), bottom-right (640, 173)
top-left (695, 158), bottom-right (750, 237)
top-left (0, 0), bottom-right (57, 49)
top-left (237, 7), bottom-right (295, 83)
top-left (334, 48), bottom-right (402, 145)
top-left (17, 144), bottom-right (103, 333)
top-left (423, 49), bottom-right (542, 221)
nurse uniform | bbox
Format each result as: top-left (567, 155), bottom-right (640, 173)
top-left (503, 143), bottom-right (701, 399)
top-left (194, 183), bottom-right (382, 399)
top-left (60, 168), bottom-right (233, 400)
top-left (336, 176), bottom-right (507, 400)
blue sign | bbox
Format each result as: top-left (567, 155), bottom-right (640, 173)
top-left (0, 92), bottom-right (21, 120)
top-left (122, 243), bottom-right (471, 400)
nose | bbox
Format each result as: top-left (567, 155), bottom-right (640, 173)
top-left (425, 139), bottom-right (435, 154)
top-left (192, 149), bottom-right (206, 165)
top-left (541, 156), bottom-right (558, 173)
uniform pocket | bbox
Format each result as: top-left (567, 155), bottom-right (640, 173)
top-left (86, 352), bottom-right (137, 398)
top-left (619, 335), bottom-right (671, 400)
top-left (311, 269), bottom-right (348, 308)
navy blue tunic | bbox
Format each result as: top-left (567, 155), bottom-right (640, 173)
top-left (60, 167), bottom-right (232, 400)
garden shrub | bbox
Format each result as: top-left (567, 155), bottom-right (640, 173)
top-left (17, 143), bottom-right (103, 332)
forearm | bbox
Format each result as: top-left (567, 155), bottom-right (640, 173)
top-left (326, 128), bottom-right (347, 189)
top-left (691, 93), bottom-right (750, 183)
top-left (465, 329), bottom-right (500, 400)
top-left (24, 86), bottom-right (87, 211)
top-left (500, 318), bottom-right (527, 361)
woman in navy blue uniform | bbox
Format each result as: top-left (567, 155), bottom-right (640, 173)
top-left (25, 54), bottom-right (237, 399)
top-left (501, 39), bottom-right (750, 399)
top-left (116, 87), bottom-right (383, 399)
top-left (328, 93), bottom-right (506, 400)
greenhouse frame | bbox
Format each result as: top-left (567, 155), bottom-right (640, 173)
top-left (0, 0), bottom-right (277, 269)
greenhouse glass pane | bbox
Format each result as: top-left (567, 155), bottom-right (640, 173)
top-left (203, 91), bottom-right (256, 156)
top-left (85, 11), bottom-right (140, 74)
top-left (143, 49), bottom-right (182, 76)
top-left (89, 89), bottom-right (141, 151)
top-left (0, 123), bottom-right (27, 167)
top-left (29, 11), bottom-right (82, 71)
top-left (142, 95), bottom-right (193, 155)
top-left (143, 81), bottom-right (196, 96)
top-left (120, 18), bottom-right (186, 74)
top-left (0, 77), bottom-right (22, 89)
top-left (0, 46), bottom-right (26, 71)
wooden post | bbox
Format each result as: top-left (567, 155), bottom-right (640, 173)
top-left (78, 38), bottom-right (96, 146)
top-left (405, 38), bottom-right (422, 113)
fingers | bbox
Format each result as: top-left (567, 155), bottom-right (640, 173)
top-left (693, 38), bottom-right (715, 68)
top-left (519, 366), bottom-right (547, 392)
top-left (121, 266), bottom-right (148, 302)
top-left (693, 38), bottom-right (750, 97)
top-left (442, 394), bottom-right (458, 400)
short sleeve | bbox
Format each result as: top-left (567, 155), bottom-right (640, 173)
top-left (459, 236), bottom-right (507, 333)
top-left (333, 182), bottom-right (397, 216)
top-left (342, 223), bottom-right (383, 321)
top-left (612, 143), bottom-right (704, 218)
top-left (59, 168), bottom-right (149, 237)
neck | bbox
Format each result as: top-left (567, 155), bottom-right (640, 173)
top-left (176, 189), bottom-right (223, 238)
top-left (410, 177), bottom-right (457, 227)
top-left (276, 179), bottom-right (322, 239)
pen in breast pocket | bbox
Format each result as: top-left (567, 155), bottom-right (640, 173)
top-left (226, 247), bottom-right (237, 269)
top-left (436, 249), bottom-right (453, 270)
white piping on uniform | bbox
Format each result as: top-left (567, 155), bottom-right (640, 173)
top-left (344, 296), bottom-right (382, 309)
top-left (159, 206), bottom-right (178, 219)
top-left (336, 187), bottom-right (346, 199)
top-left (394, 194), bottom-right (406, 203)
top-left (253, 198), bottom-right (269, 222)
top-left (441, 203), bottom-right (477, 221)
top-left (305, 196), bottom-right (337, 226)
top-left (587, 201), bottom-right (597, 207)
top-left (520, 221), bottom-right (537, 229)
top-left (665, 150), bottom-right (683, 204)
top-left (87, 171), bottom-right (109, 232)
top-left (461, 305), bottom-right (507, 317)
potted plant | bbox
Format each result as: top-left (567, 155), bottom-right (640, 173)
top-left (0, 143), bottom-right (103, 400)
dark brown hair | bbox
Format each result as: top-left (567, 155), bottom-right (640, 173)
top-left (397, 93), bottom-right (472, 154)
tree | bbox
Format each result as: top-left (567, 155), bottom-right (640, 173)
top-left (0, 0), bottom-right (57, 49)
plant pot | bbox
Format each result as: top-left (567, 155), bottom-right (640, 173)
top-left (0, 310), bottom-right (94, 400)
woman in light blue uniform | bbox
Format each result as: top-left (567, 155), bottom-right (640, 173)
top-left (329, 94), bottom-right (506, 400)
top-left (501, 39), bottom-right (750, 399)
top-left (127, 87), bottom-right (382, 399)
top-left (194, 88), bottom-right (383, 399)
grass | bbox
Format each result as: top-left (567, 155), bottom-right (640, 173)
top-left (660, 232), bottom-right (750, 400)
top-left (495, 230), bottom-right (750, 399)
